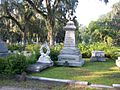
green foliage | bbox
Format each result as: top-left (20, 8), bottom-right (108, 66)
top-left (78, 42), bottom-right (120, 58)
top-left (25, 44), bottom-right (40, 59)
top-left (7, 44), bottom-right (24, 51)
top-left (0, 53), bottom-right (38, 76)
top-left (25, 44), bottom-right (40, 52)
top-left (0, 58), bottom-right (6, 74)
top-left (4, 54), bottom-right (28, 76)
top-left (50, 44), bottom-right (63, 62)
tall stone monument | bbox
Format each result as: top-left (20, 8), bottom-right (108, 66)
top-left (0, 40), bottom-right (9, 57)
top-left (57, 10), bottom-right (84, 66)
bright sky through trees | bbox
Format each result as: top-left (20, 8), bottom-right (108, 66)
top-left (75, 0), bottom-right (119, 26)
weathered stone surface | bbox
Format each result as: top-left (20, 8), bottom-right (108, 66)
top-left (0, 40), bottom-right (9, 57)
top-left (27, 62), bottom-right (53, 72)
top-left (57, 21), bottom-right (84, 66)
top-left (27, 42), bottom-right (53, 72)
top-left (91, 51), bottom-right (106, 62)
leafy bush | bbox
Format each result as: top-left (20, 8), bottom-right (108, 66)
top-left (50, 44), bottom-right (63, 61)
top-left (7, 44), bottom-right (24, 51)
top-left (0, 58), bottom-right (6, 74)
top-left (25, 44), bottom-right (40, 59)
top-left (78, 42), bottom-right (120, 59)
top-left (3, 54), bottom-right (29, 76)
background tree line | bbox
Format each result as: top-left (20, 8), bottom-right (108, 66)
top-left (78, 1), bottom-right (120, 46)
top-left (0, 0), bottom-right (78, 46)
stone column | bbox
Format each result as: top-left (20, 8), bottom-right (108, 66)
top-left (57, 21), bottom-right (84, 66)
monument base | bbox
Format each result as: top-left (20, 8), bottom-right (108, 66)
top-left (57, 54), bottom-right (84, 67)
top-left (91, 57), bottom-right (106, 62)
top-left (27, 62), bottom-right (53, 72)
top-left (57, 60), bottom-right (84, 67)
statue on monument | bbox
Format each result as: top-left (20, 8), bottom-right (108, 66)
top-left (27, 41), bottom-right (53, 72)
top-left (37, 41), bottom-right (53, 64)
top-left (66, 9), bottom-right (76, 21)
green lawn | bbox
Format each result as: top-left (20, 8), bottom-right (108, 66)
top-left (31, 59), bottom-right (120, 86)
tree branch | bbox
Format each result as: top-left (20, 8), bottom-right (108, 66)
top-left (25, 0), bottom-right (47, 19)
top-left (53, 0), bottom-right (61, 12)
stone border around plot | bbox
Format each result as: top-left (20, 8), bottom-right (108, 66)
top-left (23, 75), bottom-right (120, 89)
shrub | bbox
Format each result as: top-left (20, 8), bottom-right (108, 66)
top-left (50, 44), bottom-right (63, 61)
top-left (4, 54), bottom-right (28, 76)
top-left (78, 42), bottom-right (120, 59)
top-left (25, 44), bottom-right (40, 59)
top-left (7, 44), bottom-right (24, 51)
top-left (0, 58), bottom-right (6, 74)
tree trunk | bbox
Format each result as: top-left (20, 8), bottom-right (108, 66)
top-left (46, 21), bottom-right (54, 46)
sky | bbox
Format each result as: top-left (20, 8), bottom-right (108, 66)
top-left (75, 0), bottom-right (119, 26)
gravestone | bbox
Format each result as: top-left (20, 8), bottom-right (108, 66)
top-left (27, 42), bottom-right (53, 72)
top-left (57, 10), bottom-right (84, 66)
top-left (91, 50), bottom-right (106, 62)
top-left (116, 57), bottom-right (120, 68)
top-left (0, 40), bottom-right (9, 57)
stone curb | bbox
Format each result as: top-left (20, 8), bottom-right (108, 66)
top-left (17, 75), bottom-right (120, 89)
top-left (113, 84), bottom-right (120, 89)
top-left (89, 84), bottom-right (114, 89)
top-left (26, 76), bottom-right (88, 86)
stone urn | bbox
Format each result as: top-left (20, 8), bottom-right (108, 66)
top-left (116, 57), bottom-right (120, 68)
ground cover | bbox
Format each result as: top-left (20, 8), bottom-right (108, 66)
top-left (0, 78), bottom-right (99, 90)
top-left (31, 59), bottom-right (120, 86)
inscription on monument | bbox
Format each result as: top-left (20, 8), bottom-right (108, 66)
top-left (60, 57), bottom-right (76, 61)
top-left (64, 31), bottom-right (75, 47)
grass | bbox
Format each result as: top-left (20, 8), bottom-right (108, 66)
top-left (0, 78), bottom-right (66, 90)
top-left (31, 59), bottom-right (120, 86)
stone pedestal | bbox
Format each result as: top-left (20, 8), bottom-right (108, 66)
top-left (27, 42), bottom-right (53, 72)
top-left (116, 57), bottom-right (120, 68)
top-left (91, 51), bottom-right (106, 62)
top-left (0, 40), bottom-right (9, 57)
top-left (57, 21), bottom-right (84, 67)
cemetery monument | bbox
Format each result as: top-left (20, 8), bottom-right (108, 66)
top-left (27, 42), bottom-right (53, 72)
top-left (90, 50), bottom-right (106, 62)
top-left (57, 10), bottom-right (84, 66)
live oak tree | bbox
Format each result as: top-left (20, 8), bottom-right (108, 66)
top-left (25, 0), bottom-right (78, 46)
top-left (0, 0), bottom-right (109, 46)
top-left (0, 1), bottom-right (34, 47)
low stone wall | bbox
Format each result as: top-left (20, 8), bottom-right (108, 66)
top-left (24, 75), bottom-right (120, 90)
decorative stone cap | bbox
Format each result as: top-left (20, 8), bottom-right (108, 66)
top-left (64, 21), bottom-right (76, 30)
